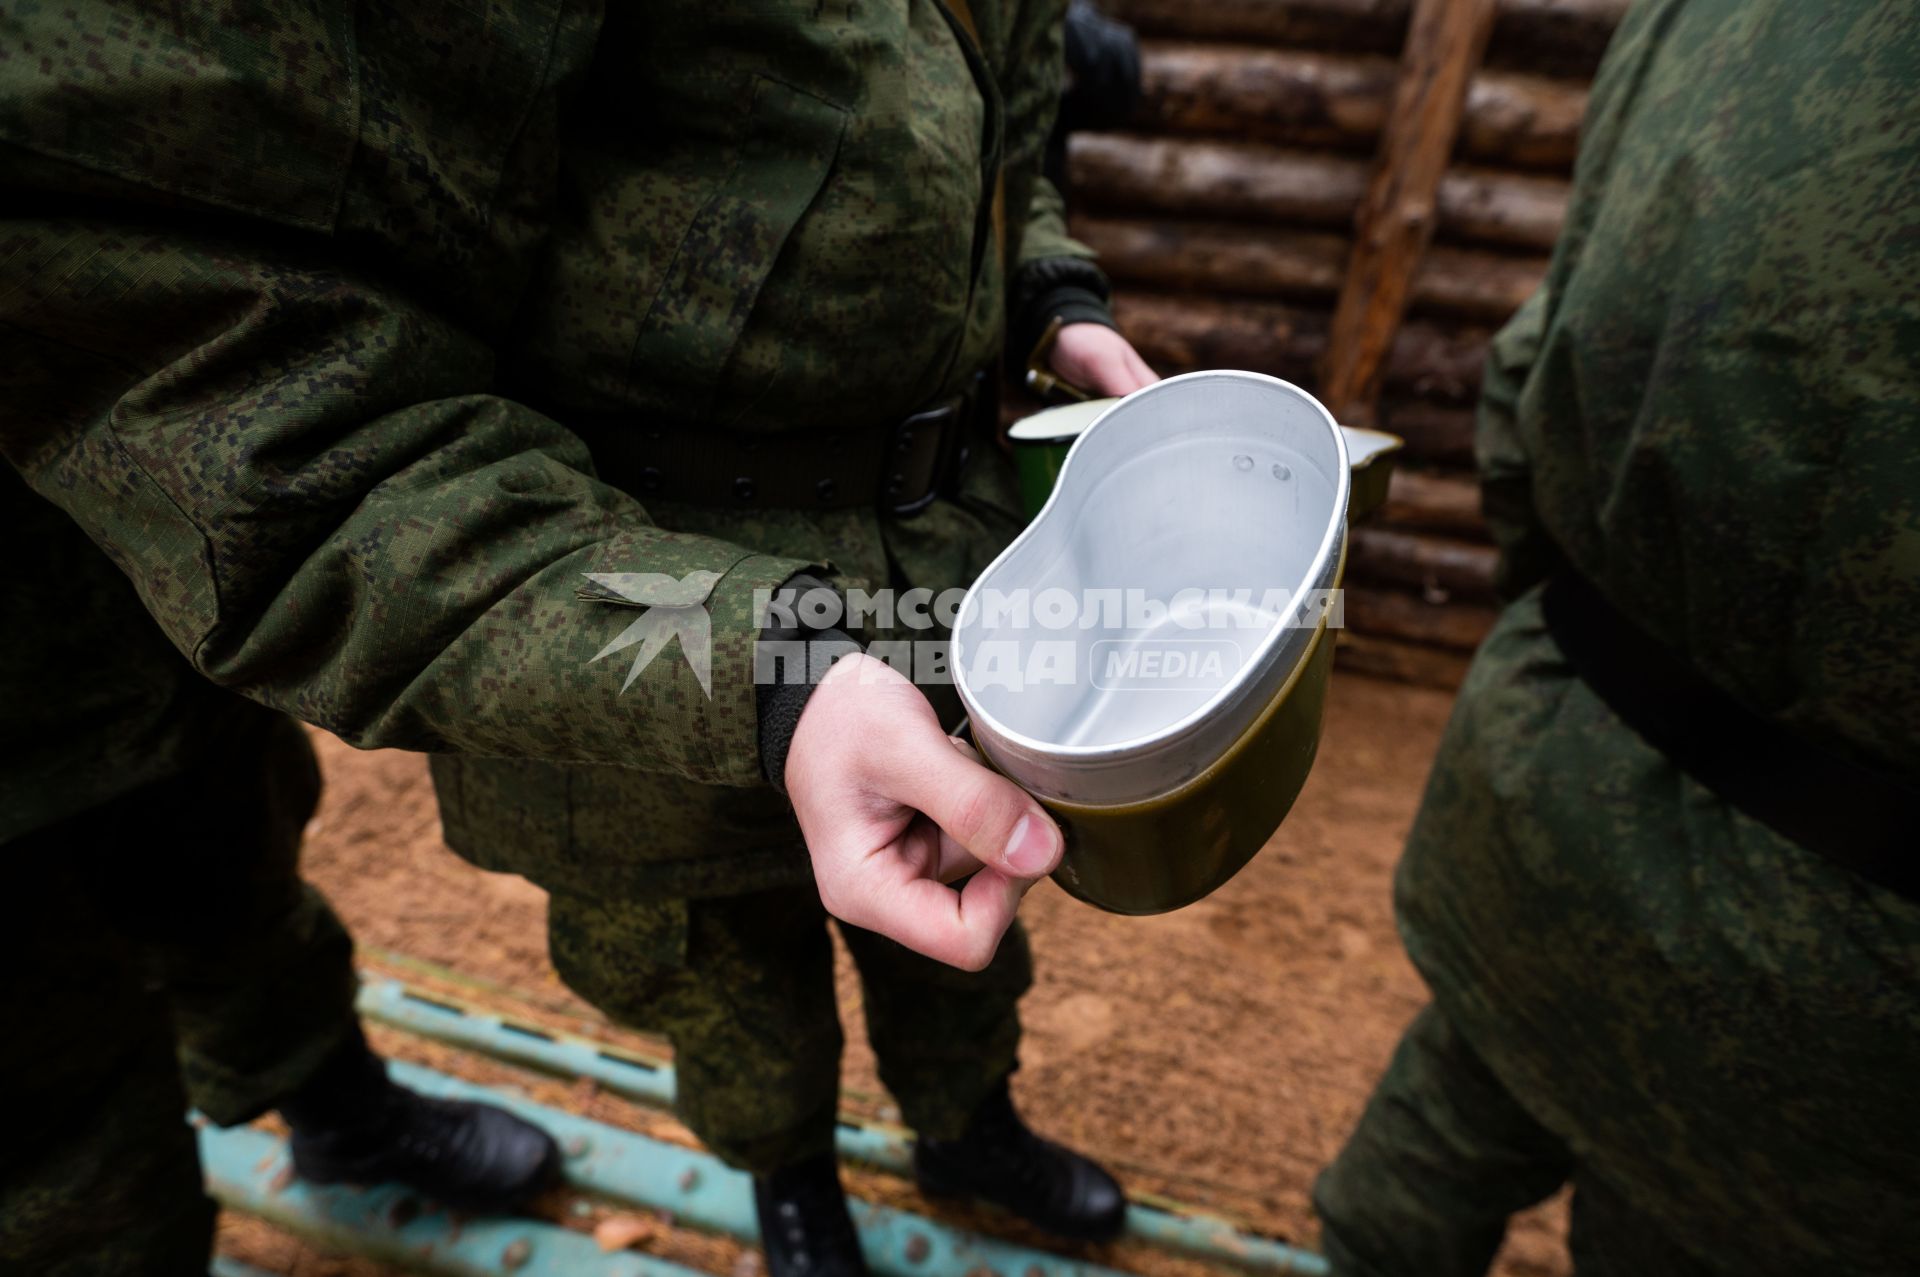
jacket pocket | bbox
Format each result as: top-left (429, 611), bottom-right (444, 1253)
top-left (626, 74), bottom-right (848, 418)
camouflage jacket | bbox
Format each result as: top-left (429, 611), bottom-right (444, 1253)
top-left (0, 0), bottom-right (1106, 838)
top-left (1476, 0), bottom-right (1920, 780)
top-left (1393, 4), bottom-right (1920, 1265)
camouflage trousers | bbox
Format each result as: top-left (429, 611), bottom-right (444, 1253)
top-left (0, 708), bottom-right (359, 1277)
top-left (1315, 1003), bottom-right (1723, 1277)
top-left (546, 884), bottom-right (1031, 1175)
top-left (1316, 591), bottom-right (1920, 1276)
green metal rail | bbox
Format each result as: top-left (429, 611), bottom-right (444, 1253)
top-left (202, 1059), bottom-right (1143, 1277)
top-left (356, 978), bottom-right (1328, 1275)
top-left (203, 1121), bottom-right (687, 1277)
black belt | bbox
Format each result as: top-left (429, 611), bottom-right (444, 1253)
top-left (579, 371), bottom-right (993, 515)
top-left (1542, 570), bottom-right (1918, 902)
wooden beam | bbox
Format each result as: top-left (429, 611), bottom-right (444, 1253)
top-left (1343, 582), bottom-right (1499, 650)
top-left (1377, 467), bottom-right (1488, 537)
top-left (1434, 163), bottom-right (1570, 249)
top-left (1076, 217), bottom-right (1348, 303)
top-left (1107, 0), bottom-right (1415, 55)
top-left (1068, 133), bottom-right (1571, 251)
top-left (1335, 630), bottom-right (1475, 688)
top-left (1349, 527), bottom-right (1499, 600)
top-left (1076, 215), bottom-right (1544, 320)
top-left (1318, 0), bottom-right (1499, 425)
top-left (1458, 67), bottom-right (1592, 168)
top-left (1376, 400), bottom-right (1478, 463)
top-left (1135, 43), bottom-right (1400, 155)
top-left (1112, 292), bottom-right (1328, 386)
top-left (1071, 135), bottom-right (1373, 232)
top-left (1107, 0), bottom-right (1628, 75)
top-left (1134, 41), bottom-right (1589, 170)
top-left (1110, 292), bottom-right (1493, 409)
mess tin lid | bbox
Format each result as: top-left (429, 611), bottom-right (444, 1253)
top-left (1005, 397), bottom-right (1116, 444)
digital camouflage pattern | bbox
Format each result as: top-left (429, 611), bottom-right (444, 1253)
top-left (548, 885), bottom-right (1031, 1173)
top-left (0, 0), bottom-right (1092, 840)
top-left (1317, 3), bottom-right (1920, 1273)
top-left (431, 440), bottom-right (1032, 901)
top-left (1316, 1006), bottom-right (1725, 1277)
top-left (0, 0), bottom-right (1090, 1258)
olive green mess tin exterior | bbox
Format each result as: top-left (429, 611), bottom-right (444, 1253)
top-left (1000, 400), bottom-right (1401, 914)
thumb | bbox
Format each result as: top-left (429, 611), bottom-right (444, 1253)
top-left (887, 732), bottom-right (1064, 879)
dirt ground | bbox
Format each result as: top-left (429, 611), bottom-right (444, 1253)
top-left (217, 673), bottom-right (1571, 1277)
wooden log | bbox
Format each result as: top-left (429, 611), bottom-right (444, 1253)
top-left (1110, 292), bottom-right (1489, 406)
top-left (1377, 467), bottom-right (1487, 537)
top-left (1068, 133), bottom-right (1569, 251)
top-left (1107, 0), bottom-right (1414, 56)
top-left (1392, 324), bottom-right (1492, 403)
top-left (1343, 582), bottom-right (1498, 650)
top-left (1459, 68), bottom-right (1593, 170)
top-left (1076, 216), bottom-right (1544, 320)
top-left (1077, 217), bottom-right (1346, 303)
top-left (1335, 629), bottom-right (1474, 689)
top-left (1377, 325), bottom-right (1489, 403)
top-left (1416, 243), bottom-right (1543, 318)
top-left (1438, 164), bottom-right (1570, 250)
top-left (1071, 134), bottom-right (1371, 229)
top-left (1137, 43), bottom-right (1399, 154)
top-left (1105, 0), bottom-right (1627, 77)
top-left (1078, 216), bottom-right (1345, 301)
top-left (1319, 0), bottom-right (1497, 425)
top-left (1483, 0), bottom-right (1632, 77)
top-left (1113, 292), bottom-right (1326, 384)
top-left (1349, 527), bottom-right (1498, 600)
top-left (1377, 400), bottom-right (1477, 463)
top-left (1136, 41), bottom-right (1589, 170)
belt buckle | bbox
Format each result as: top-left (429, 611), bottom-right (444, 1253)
top-left (886, 400), bottom-right (960, 516)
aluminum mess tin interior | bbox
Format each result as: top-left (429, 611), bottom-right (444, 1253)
top-left (953, 372), bottom-right (1351, 808)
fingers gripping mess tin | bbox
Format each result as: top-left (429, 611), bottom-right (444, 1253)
top-left (955, 372), bottom-right (1401, 914)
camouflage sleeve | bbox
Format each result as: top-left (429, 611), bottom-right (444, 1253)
top-left (1000, 0), bottom-right (1114, 360)
top-left (1007, 177), bottom-right (1119, 362)
top-left (0, 215), bottom-right (812, 789)
top-left (1015, 171), bottom-right (1098, 272)
top-left (1475, 287), bottom-right (1560, 600)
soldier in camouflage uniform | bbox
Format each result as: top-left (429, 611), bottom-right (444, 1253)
top-left (1, 0), bottom-right (1153, 1273)
top-left (0, 533), bottom-right (565, 1277)
top-left (1313, 3), bottom-right (1920, 1274)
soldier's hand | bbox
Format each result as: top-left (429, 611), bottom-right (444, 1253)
top-left (1049, 322), bottom-right (1160, 398)
top-left (784, 653), bottom-right (1064, 970)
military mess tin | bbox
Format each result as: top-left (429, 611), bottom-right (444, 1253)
top-left (956, 372), bottom-right (1402, 914)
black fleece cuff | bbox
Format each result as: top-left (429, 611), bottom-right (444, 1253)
top-left (755, 573), bottom-right (860, 795)
top-left (1011, 257), bottom-right (1118, 367)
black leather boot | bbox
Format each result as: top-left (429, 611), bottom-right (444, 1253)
top-left (914, 1079), bottom-right (1127, 1243)
top-left (754, 1154), bottom-right (869, 1277)
top-left (281, 1031), bottom-right (561, 1213)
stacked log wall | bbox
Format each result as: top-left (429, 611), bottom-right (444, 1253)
top-left (1065, 0), bottom-right (1629, 685)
